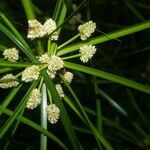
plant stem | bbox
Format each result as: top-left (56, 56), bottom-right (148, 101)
top-left (47, 89), bottom-right (53, 104)
top-left (37, 40), bottom-right (44, 55)
top-left (47, 39), bottom-right (51, 55)
top-left (57, 21), bottom-right (150, 56)
top-left (40, 83), bottom-right (47, 150)
top-left (21, 0), bottom-right (35, 20)
top-left (61, 54), bottom-right (81, 60)
top-left (57, 34), bottom-right (80, 50)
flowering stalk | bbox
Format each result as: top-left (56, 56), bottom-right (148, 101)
top-left (57, 34), bottom-right (80, 50)
top-left (61, 54), bottom-right (81, 60)
top-left (40, 83), bottom-right (47, 150)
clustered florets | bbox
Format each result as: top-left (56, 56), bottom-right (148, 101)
top-left (39, 53), bottom-right (50, 63)
top-left (26, 88), bottom-right (42, 109)
top-left (47, 104), bottom-right (60, 124)
top-left (27, 19), bottom-right (58, 40)
top-left (78, 21), bottom-right (96, 41)
top-left (55, 84), bottom-right (65, 98)
top-left (27, 20), bottom-right (44, 39)
top-left (38, 54), bottom-right (64, 79)
top-left (3, 48), bottom-right (19, 62)
top-left (21, 65), bottom-right (40, 82)
top-left (79, 45), bottom-right (97, 63)
top-left (1, 13), bottom-right (97, 125)
top-left (63, 71), bottom-right (74, 83)
top-left (0, 74), bottom-right (19, 89)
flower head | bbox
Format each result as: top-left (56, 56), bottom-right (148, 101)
top-left (78, 21), bottom-right (96, 41)
top-left (43, 18), bottom-right (59, 41)
top-left (3, 48), bottom-right (19, 62)
top-left (47, 70), bottom-right (56, 79)
top-left (39, 53), bottom-right (50, 63)
top-left (48, 55), bottom-right (64, 72)
top-left (55, 84), bottom-right (64, 98)
top-left (63, 71), bottom-right (73, 83)
top-left (47, 104), bottom-right (60, 124)
top-left (0, 74), bottom-right (19, 89)
top-left (26, 88), bottom-right (41, 110)
top-left (27, 20), bottom-right (44, 40)
top-left (22, 65), bottom-right (40, 82)
top-left (79, 45), bottom-right (97, 63)
top-left (50, 32), bottom-right (59, 41)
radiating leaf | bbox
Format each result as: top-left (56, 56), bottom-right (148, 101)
top-left (64, 61), bottom-right (150, 94)
top-left (0, 106), bottom-right (68, 150)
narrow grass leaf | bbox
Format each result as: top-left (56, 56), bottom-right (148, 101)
top-left (0, 81), bottom-right (38, 139)
top-left (0, 22), bottom-right (37, 62)
top-left (64, 61), bottom-right (150, 94)
top-left (57, 21), bottom-right (150, 56)
top-left (21, 0), bottom-right (36, 20)
top-left (41, 70), bottom-right (80, 150)
top-left (0, 106), bottom-right (68, 150)
top-left (0, 84), bottom-right (23, 116)
top-left (0, 60), bottom-right (42, 68)
top-left (0, 13), bottom-right (30, 48)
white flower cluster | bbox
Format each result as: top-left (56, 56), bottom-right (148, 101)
top-left (26, 88), bottom-right (41, 109)
top-left (39, 54), bottom-right (64, 79)
top-left (48, 55), bottom-right (64, 71)
top-left (39, 53), bottom-right (50, 63)
top-left (22, 65), bottom-right (40, 82)
top-left (55, 84), bottom-right (64, 98)
top-left (79, 45), bottom-right (97, 63)
top-left (27, 19), bottom-right (58, 40)
top-left (47, 55), bottom-right (64, 79)
top-left (63, 71), bottom-right (73, 83)
top-left (43, 19), bottom-right (59, 40)
top-left (3, 48), bottom-right (19, 62)
top-left (0, 74), bottom-right (19, 89)
top-left (47, 104), bottom-right (60, 124)
top-left (78, 21), bottom-right (96, 41)
top-left (27, 20), bottom-right (45, 40)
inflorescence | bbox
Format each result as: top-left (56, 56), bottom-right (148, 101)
top-left (0, 16), bottom-right (97, 124)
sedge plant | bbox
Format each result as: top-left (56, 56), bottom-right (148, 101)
top-left (0, 0), bottom-right (150, 149)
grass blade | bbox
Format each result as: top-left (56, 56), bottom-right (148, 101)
top-left (41, 70), bottom-right (80, 150)
top-left (64, 61), bottom-right (150, 94)
top-left (0, 84), bottom-right (23, 116)
top-left (0, 81), bottom-right (38, 139)
top-left (0, 13), bottom-right (30, 48)
top-left (0, 61), bottom-right (42, 68)
top-left (21, 0), bottom-right (36, 20)
top-left (0, 106), bottom-right (68, 150)
top-left (57, 21), bottom-right (150, 56)
top-left (0, 22), bottom-right (37, 62)
top-left (61, 75), bottom-right (113, 150)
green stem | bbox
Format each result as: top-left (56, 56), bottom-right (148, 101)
top-left (57, 34), bottom-right (80, 50)
top-left (38, 78), bottom-right (44, 90)
top-left (57, 21), bottom-right (150, 56)
top-left (61, 54), bottom-right (81, 60)
top-left (21, 0), bottom-right (36, 20)
top-left (47, 89), bottom-right (53, 104)
top-left (52, 0), bottom-right (63, 21)
top-left (0, 106), bottom-right (68, 150)
top-left (64, 61), bottom-right (150, 94)
top-left (47, 39), bottom-right (51, 55)
top-left (37, 40), bottom-right (44, 55)
top-left (40, 83), bottom-right (47, 150)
